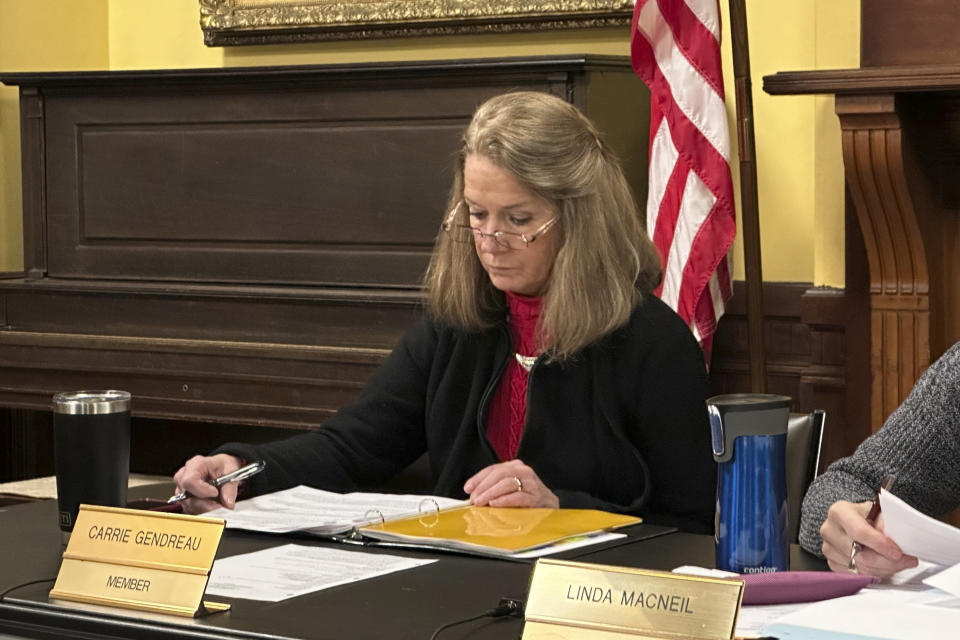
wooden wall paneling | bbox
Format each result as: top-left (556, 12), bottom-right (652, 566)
top-left (0, 410), bottom-right (53, 481)
top-left (709, 279), bottom-right (865, 473)
top-left (903, 95), bottom-right (960, 352)
top-left (797, 287), bottom-right (850, 470)
top-left (18, 89), bottom-right (45, 280)
top-left (0, 329), bottom-right (393, 429)
top-left (711, 282), bottom-right (819, 406)
top-left (1, 283), bottom-right (423, 348)
top-left (5, 59), bottom-right (647, 290)
top-left (861, 0), bottom-right (960, 67)
top-left (0, 410), bottom-right (16, 481)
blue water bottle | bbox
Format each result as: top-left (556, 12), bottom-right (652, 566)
top-left (709, 393), bottom-right (791, 574)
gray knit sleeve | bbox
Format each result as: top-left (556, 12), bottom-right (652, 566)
top-left (798, 340), bottom-right (960, 556)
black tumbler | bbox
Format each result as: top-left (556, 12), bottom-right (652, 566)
top-left (53, 390), bottom-right (131, 536)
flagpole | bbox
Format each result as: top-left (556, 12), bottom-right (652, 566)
top-left (727, 0), bottom-right (767, 393)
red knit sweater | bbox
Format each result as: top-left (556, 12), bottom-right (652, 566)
top-left (485, 292), bottom-right (542, 461)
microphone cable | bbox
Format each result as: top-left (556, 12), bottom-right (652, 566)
top-left (428, 597), bottom-right (524, 640)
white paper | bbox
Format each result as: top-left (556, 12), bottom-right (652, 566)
top-left (925, 563), bottom-right (960, 599)
top-left (884, 561), bottom-right (946, 589)
top-left (880, 489), bottom-right (960, 566)
top-left (672, 565), bottom-right (738, 579)
top-left (765, 588), bottom-right (960, 640)
top-left (206, 485), bottom-right (465, 535)
top-left (735, 602), bottom-right (812, 636)
top-left (205, 543), bottom-right (436, 602)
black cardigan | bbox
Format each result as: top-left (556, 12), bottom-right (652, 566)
top-left (216, 295), bottom-right (716, 533)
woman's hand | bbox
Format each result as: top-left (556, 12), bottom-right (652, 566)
top-left (172, 454), bottom-right (244, 514)
top-left (819, 500), bottom-right (918, 577)
top-left (463, 459), bottom-right (559, 508)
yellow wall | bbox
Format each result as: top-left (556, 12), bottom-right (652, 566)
top-left (719, 0), bottom-right (858, 286)
top-left (812, 0), bottom-right (859, 286)
top-left (1, 0), bottom-right (858, 286)
top-left (0, 0), bottom-right (109, 271)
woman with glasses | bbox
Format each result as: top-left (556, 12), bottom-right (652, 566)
top-left (174, 91), bottom-right (716, 533)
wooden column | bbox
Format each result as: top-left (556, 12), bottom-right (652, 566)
top-left (834, 94), bottom-right (930, 430)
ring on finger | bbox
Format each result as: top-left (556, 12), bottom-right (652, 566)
top-left (848, 541), bottom-right (861, 573)
top-left (513, 476), bottom-right (523, 493)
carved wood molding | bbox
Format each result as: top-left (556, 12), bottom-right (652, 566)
top-left (834, 94), bottom-right (930, 430)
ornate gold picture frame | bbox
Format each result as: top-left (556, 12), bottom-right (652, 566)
top-left (200, 0), bottom-right (635, 46)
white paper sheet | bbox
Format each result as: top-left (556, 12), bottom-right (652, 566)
top-left (736, 602), bottom-right (812, 636)
top-left (879, 489), bottom-right (960, 566)
top-left (672, 565), bottom-right (738, 579)
top-left (205, 543), bottom-right (436, 602)
top-left (925, 563), bottom-right (960, 599)
top-left (671, 563), bottom-right (956, 638)
top-left (765, 588), bottom-right (960, 640)
top-left (206, 485), bottom-right (465, 535)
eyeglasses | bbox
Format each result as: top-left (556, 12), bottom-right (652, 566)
top-left (440, 201), bottom-right (559, 250)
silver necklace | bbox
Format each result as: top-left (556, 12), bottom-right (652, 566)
top-left (515, 353), bottom-right (538, 372)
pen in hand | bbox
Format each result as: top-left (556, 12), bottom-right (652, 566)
top-left (865, 473), bottom-right (897, 525)
top-left (849, 473), bottom-right (896, 572)
top-left (167, 460), bottom-right (266, 504)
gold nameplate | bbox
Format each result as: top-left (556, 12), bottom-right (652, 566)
top-left (522, 558), bottom-right (744, 640)
top-left (50, 504), bottom-right (230, 617)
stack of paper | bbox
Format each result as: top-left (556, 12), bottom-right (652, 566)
top-left (206, 485), bottom-right (640, 558)
top-left (206, 486), bottom-right (464, 535)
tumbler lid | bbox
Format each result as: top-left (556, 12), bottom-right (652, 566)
top-left (53, 390), bottom-right (131, 415)
top-left (707, 393), bottom-right (792, 411)
top-left (708, 393), bottom-right (791, 462)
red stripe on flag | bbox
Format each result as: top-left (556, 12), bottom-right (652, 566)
top-left (630, 32), bottom-right (734, 212)
top-left (676, 197), bottom-right (732, 323)
top-left (717, 256), bottom-right (733, 301)
top-left (651, 163), bottom-right (690, 273)
top-left (656, 0), bottom-right (725, 99)
top-left (631, 0), bottom-right (736, 359)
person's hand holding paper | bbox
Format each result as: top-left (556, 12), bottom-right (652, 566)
top-left (825, 500), bottom-right (918, 577)
top-left (819, 475), bottom-right (919, 578)
top-left (879, 488), bottom-right (960, 567)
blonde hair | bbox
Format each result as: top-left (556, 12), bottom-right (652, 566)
top-left (424, 91), bottom-right (661, 361)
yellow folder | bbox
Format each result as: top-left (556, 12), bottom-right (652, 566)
top-left (358, 506), bottom-right (641, 557)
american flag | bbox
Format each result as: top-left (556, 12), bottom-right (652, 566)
top-left (630, 0), bottom-right (736, 362)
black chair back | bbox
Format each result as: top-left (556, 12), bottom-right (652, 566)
top-left (786, 410), bottom-right (826, 543)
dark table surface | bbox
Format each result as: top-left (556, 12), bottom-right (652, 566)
top-left (0, 490), bottom-right (826, 640)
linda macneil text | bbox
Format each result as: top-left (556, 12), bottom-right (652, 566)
top-left (87, 525), bottom-right (203, 551)
top-left (565, 584), bottom-right (695, 614)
